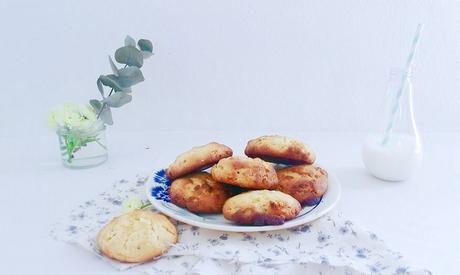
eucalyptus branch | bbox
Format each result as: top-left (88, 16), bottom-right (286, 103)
top-left (90, 35), bottom-right (154, 125)
top-left (96, 63), bottom-right (128, 119)
top-left (96, 88), bottom-right (113, 119)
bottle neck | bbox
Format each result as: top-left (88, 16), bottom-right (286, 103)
top-left (380, 68), bottom-right (419, 145)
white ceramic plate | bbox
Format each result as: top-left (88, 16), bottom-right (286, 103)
top-left (146, 168), bottom-right (341, 232)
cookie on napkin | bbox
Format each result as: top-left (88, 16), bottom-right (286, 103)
top-left (97, 210), bottom-right (177, 263)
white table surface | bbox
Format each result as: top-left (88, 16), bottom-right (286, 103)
top-left (1, 131), bottom-right (459, 275)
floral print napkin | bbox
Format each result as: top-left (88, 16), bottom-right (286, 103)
top-left (50, 176), bottom-right (431, 275)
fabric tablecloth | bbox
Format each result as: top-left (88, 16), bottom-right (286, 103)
top-left (50, 175), bottom-right (431, 275)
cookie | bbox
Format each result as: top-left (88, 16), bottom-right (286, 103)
top-left (97, 210), bottom-right (177, 263)
top-left (276, 165), bottom-right (328, 206)
top-left (222, 190), bottom-right (301, 225)
top-left (244, 135), bottom-right (315, 165)
top-left (211, 156), bottom-right (278, 189)
top-left (166, 142), bottom-right (233, 180)
top-left (169, 172), bottom-right (233, 213)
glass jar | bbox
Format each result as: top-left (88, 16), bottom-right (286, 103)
top-left (362, 68), bottom-right (422, 181)
top-left (57, 122), bottom-right (108, 168)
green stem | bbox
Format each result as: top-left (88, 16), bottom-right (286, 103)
top-left (62, 133), bottom-right (101, 163)
top-left (96, 64), bottom-right (129, 120)
top-left (96, 88), bottom-right (113, 119)
top-left (140, 201), bottom-right (152, 209)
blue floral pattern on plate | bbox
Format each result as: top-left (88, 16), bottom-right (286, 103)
top-left (151, 169), bottom-right (171, 202)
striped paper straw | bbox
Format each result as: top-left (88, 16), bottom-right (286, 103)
top-left (381, 23), bottom-right (424, 146)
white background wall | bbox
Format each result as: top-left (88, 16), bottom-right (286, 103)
top-left (0, 0), bottom-right (459, 137)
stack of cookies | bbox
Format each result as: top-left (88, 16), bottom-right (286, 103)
top-left (167, 135), bottom-right (328, 226)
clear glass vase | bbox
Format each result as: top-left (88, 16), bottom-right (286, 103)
top-left (362, 68), bottom-right (423, 181)
top-left (57, 122), bottom-right (108, 168)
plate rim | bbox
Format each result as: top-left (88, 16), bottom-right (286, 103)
top-left (145, 168), bottom-right (341, 232)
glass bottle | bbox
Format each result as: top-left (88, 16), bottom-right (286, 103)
top-left (57, 122), bottom-right (108, 168)
top-left (362, 68), bottom-right (422, 181)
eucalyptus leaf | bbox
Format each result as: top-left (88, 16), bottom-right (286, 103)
top-left (103, 92), bottom-right (132, 108)
top-left (118, 67), bottom-right (144, 87)
top-left (122, 87), bottom-right (132, 93)
top-left (100, 105), bottom-right (113, 125)
top-left (108, 55), bottom-right (119, 76)
top-left (115, 46), bottom-right (143, 68)
top-left (99, 74), bottom-right (123, 91)
top-left (138, 39), bottom-right (153, 53)
top-left (97, 79), bottom-right (104, 97)
top-left (124, 35), bottom-right (136, 47)
top-left (99, 68), bottom-right (144, 91)
top-left (118, 66), bottom-right (140, 77)
top-left (141, 51), bottom-right (153, 59)
top-left (89, 99), bottom-right (102, 112)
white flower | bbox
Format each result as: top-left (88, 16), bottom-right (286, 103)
top-left (122, 197), bottom-right (143, 213)
top-left (64, 111), bottom-right (83, 129)
top-left (47, 103), bottom-right (99, 132)
top-left (81, 105), bottom-right (97, 121)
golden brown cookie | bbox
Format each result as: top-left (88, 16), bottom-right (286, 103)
top-left (276, 165), bottom-right (328, 206)
top-left (222, 190), bottom-right (301, 225)
top-left (244, 135), bottom-right (315, 165)
top-left (169, 172), bottom-right (233, 213)
top-left (96, 210), bottom-right (177, 263)
top-left (211, 156), bottom-right (278, 189)
top-left (166, 142), bottom-right (233, 180)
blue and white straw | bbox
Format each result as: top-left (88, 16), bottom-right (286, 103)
top-left (382, 23), bottom-right (424, 146)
